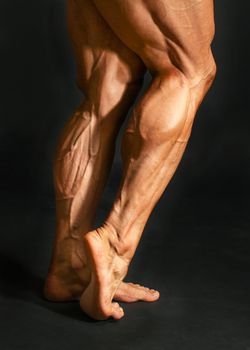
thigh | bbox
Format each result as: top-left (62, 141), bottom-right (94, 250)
top-left (91, 0), bottom-right (215, 77)
top-left (66, 0), bottom-right (146, 94)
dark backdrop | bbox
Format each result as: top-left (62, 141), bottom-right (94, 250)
top-left (0, 1), bottom-right (249, 350)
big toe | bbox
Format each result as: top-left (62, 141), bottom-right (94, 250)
top-left (111, 302), bottom-right (125, 320)
top-left (80, 294), bottom-right (124, 320)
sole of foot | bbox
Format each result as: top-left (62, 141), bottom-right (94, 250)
top-left (80, 227), bottom-right (152, 320)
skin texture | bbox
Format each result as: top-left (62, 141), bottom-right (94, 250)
top-left (44, 0), bottom-right (217, 320)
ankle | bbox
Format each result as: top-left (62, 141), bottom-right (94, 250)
top-left (99, 221), bottom-right (133, 259)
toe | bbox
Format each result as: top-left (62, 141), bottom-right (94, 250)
top-left (127, 283), bottom-right (160, 302)
top-left (136, 286), bottom-right (160, 301)
top-left (147, 289), bottom-right (160, 300)
top-left (130, 283), bottom-right (160, 301)
top-left (111, 302), bottom-right (124, 320)
top-left (114, 282), bottom-right (160, 303)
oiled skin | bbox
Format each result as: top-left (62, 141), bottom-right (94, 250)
top-left (44, 0), bottom-right (216, 320)
top-left (44, 0), bottom-right (157, 304)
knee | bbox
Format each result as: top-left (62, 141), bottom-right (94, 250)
top-left (200, 59), bottom-right (217, 94)
top-left (182, 54), bottom-right (217, 113)
top-left (184, 53), bottom-right (217, 94)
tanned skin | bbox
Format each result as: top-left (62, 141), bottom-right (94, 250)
top-left (44, 0), bottom-right (216, 320)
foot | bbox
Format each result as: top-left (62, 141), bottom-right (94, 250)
top-left (79, 226), bottom-right (131, 320)
top-left (44, 276), bottom-right (159, 303)
top-left (114, 282), bottom-right (160, 303)
top-left (44, 235), bottom-right (160, 305)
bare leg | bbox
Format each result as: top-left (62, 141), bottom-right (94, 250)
top-left (79, 0), bottom-right (217, 320)
top-left (44, 0), bottom-right (159, 303)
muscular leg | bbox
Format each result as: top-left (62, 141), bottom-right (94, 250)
top-left (79, 0), bottom-right (217, 319)
top-left (44, 0), bottom-right (159, 303)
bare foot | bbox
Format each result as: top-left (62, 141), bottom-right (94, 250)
top-left (114, 282), bottom-right (160, 303)
top-left (79, 226), bottom-right (130, 320)
top-left (44, 236), bottom-right (160, 304)
top-left (78, 226), bottom-right (160, 320)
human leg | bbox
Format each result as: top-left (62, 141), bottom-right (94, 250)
top-left (44, 0), bottom-right (159, 303)
top-left (79, 0), bottom-right (217, 320)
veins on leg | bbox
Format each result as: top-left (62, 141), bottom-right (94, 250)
top-left (53, 103), bottom-right (101, 200)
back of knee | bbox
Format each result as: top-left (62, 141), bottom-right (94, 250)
top-left (159, 67), bottom-right (189, 89)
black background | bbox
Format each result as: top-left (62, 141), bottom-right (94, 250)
top-left (0, 1), bottom-right (250, 349)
